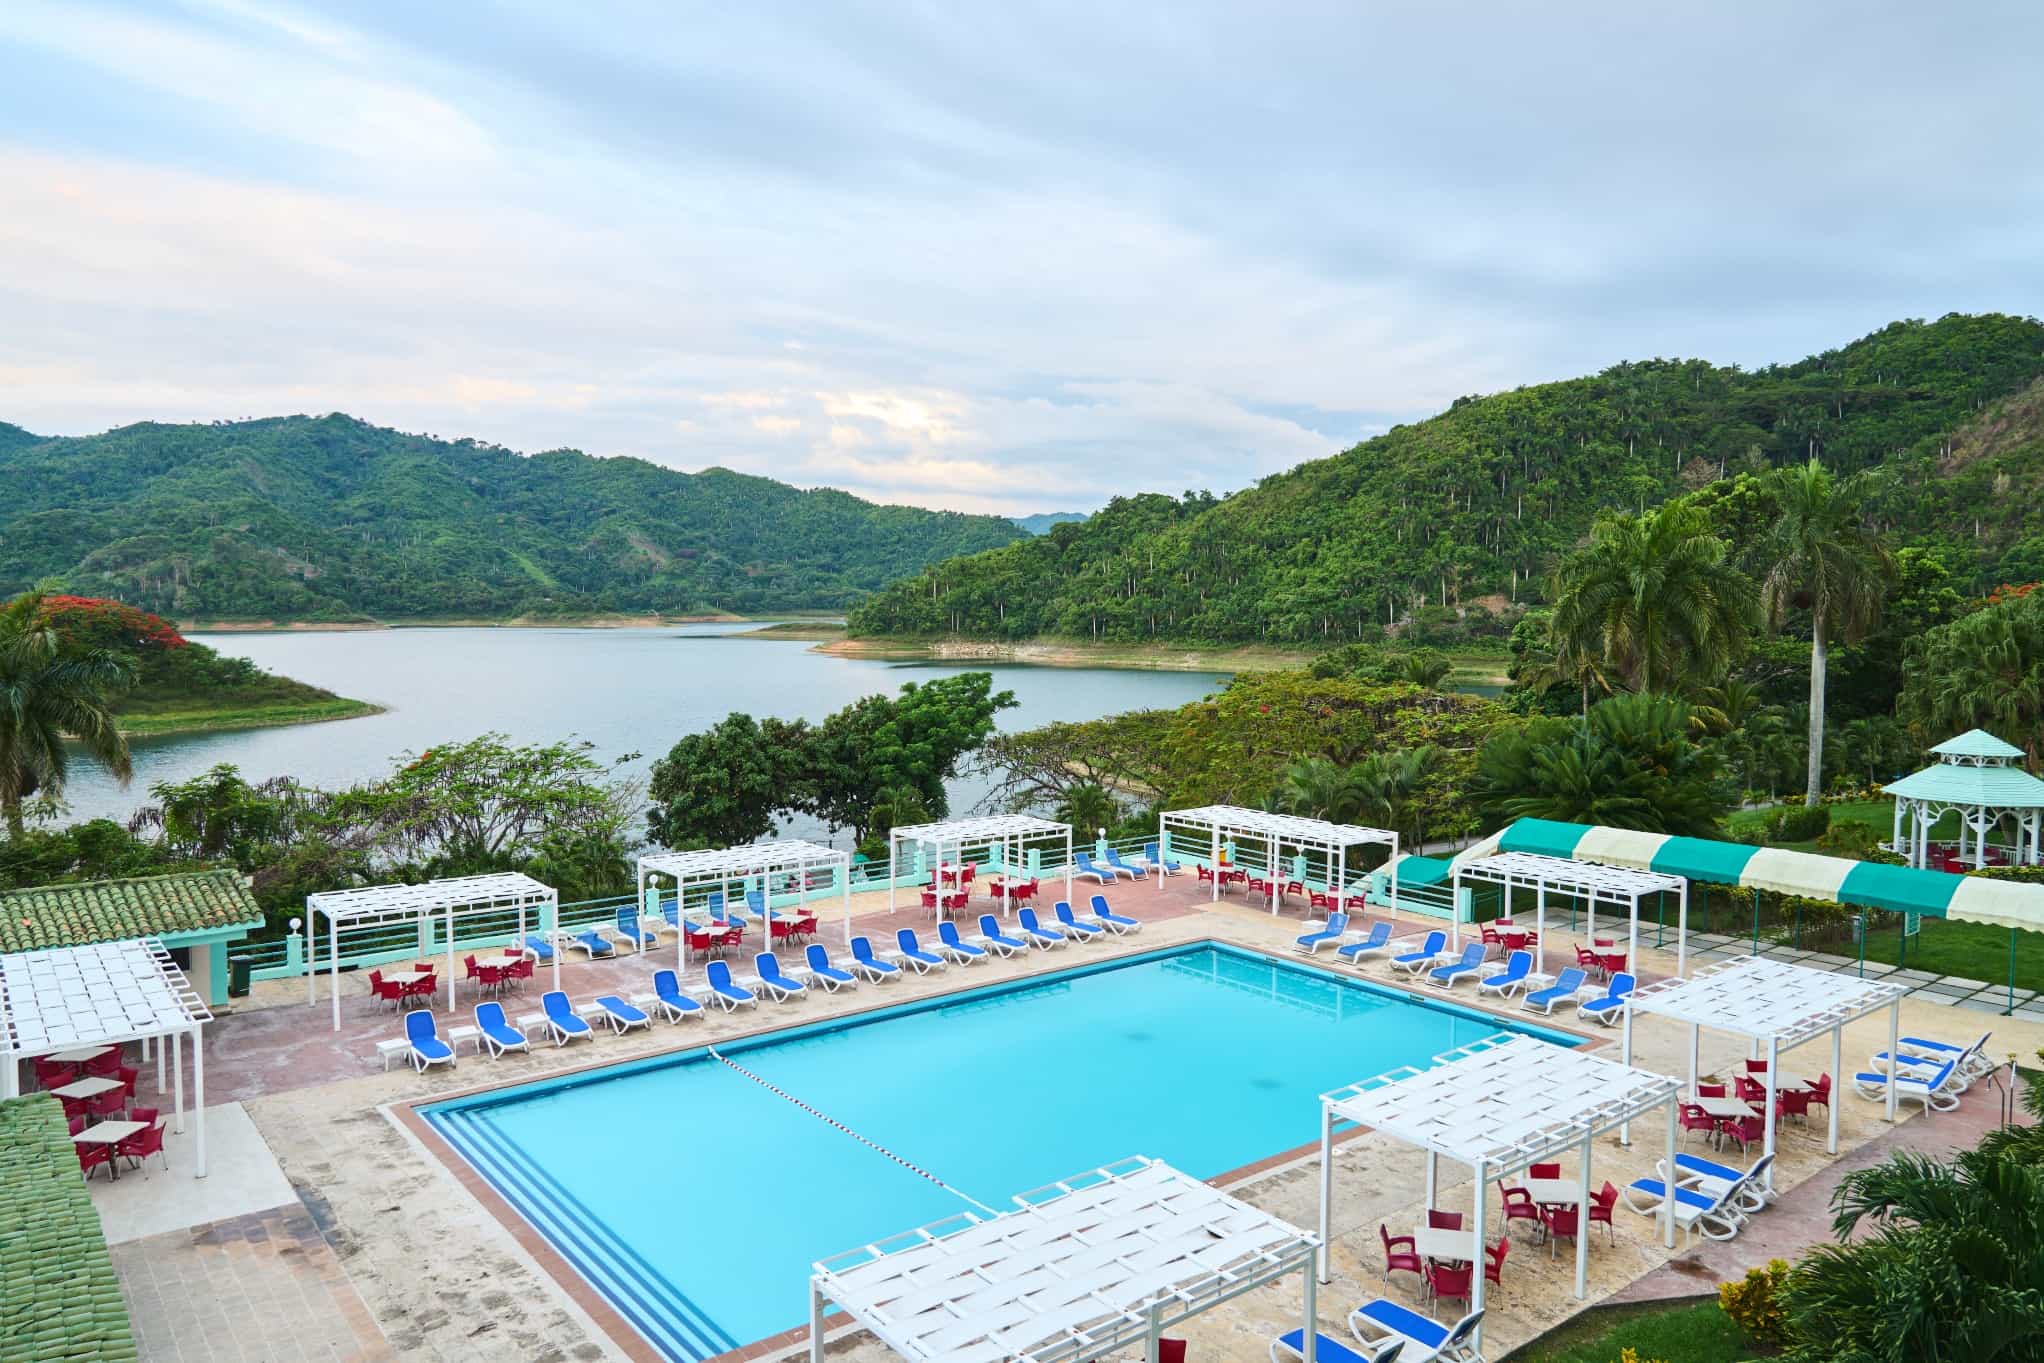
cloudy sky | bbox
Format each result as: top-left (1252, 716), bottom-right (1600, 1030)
top-left (2, 3), bottom-right (2039, 515)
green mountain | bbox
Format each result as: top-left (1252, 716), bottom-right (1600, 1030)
top-left (1013, 511), bottom-right (1091, 535)
top-left (0, 414), bottom-right (1025, 620)
top-left (849, 313), bottom-right (2044, 644)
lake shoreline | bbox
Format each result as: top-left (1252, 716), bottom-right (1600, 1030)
top-left (116, 697), bottom-right (386, 737)
top-left (180, 612), bottom-right (759, 633)
top-left (812, 634), bottom-right (1318, 673)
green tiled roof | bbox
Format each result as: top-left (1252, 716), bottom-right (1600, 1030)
top-left (0, 870), bottom-right (262, 954)
top-left (0, 1095), bottom-right (139, 1362)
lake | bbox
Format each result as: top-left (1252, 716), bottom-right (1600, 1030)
top-left (61, 625), bottom-right (1227, 839)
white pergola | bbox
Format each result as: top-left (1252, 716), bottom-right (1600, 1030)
top-left (810, 1157), bottom-right (1323, 1363)
top-left (887, 815), bottom-right (1073, 921)
top-left (1319, 1033), bottom-right (1681, 1350)
top-left (1453, 851), bottom-right (1689, 977)
top-left (637, 840), bottom-right (851, 967)
top-left (306, 872), bottom-right (557, 1030)
top-left (0, 937), bottom-right (215, 1177)
top-left (1160, 806), bottom-right (1399, 916)
top-left (1625, 956), bottom-right (1909, 1185)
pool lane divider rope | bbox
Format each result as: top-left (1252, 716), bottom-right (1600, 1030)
top-left (707, 1045), bottom-right (1000, 1217)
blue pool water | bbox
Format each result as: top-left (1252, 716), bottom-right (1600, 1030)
top-left (425, 944), bottom-right (1575, 1359)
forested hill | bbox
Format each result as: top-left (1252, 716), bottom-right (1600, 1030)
top-left (0, 415), bottom-right (1025, 620)
top-left (847, 313), bottom-right (2044, 644)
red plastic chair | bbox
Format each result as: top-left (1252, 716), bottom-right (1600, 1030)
top-left (1541, 1205), bottom-right (1579, 1258)
top-left (1744, 1059), bottom-right (1771, 1075)
top-left (1499, 1186), bottom-right (1541, 1238)
top-left (1589, 1182), bottom-right (1619, 1242)
top-left (1697, 1081), bottom-right (1726, 1098)
top-left (1426, 1259), bottom-right (1473, 1307)
top-left (1722, 1111), bottom-right (1766, 1153)
top-left (1575, 945), bottom-right (1604, 978)
top-left (1483, 1236), bottom-right (1510, 1287)
top-left (769, 917), bottom-right (798, 946)
top-left (33, 1057), bottom-right (76, 1089)
top-left (476, 964), bottom-right (505, 996)
top-left (1776, 1087), bottom-right (1813, 1125)
top-left (1157, 1342), bottom-right (1186, 1363)
top-left (89, 1090), bottom-right (127, 1120)
top-left (129, 1106), bottom-right (159, 1126)
top-left (1196, 866), bottom-right (1216, 885)
top-left (403, 973), bottom-right (437, 1008)
top-left (1680, 1103), bottom-right (1721, 1147)
top-left (792, 912), bottom-right (819, 942)
top-left (1379, 1224), bottom-right (1423, 1285)
top-left (920, 890), bottom-right (941, 911)
top-left (685, 926), bottom-right (717, 956)
top-left (1480, 925), bottom-right (1504, 956)
top-left (369, 970), bottom-right (404, 1010)
top-left (76, 1141), bottom-right (114, 1181)
top-left (68, 1114), bottom-right (86, 1136)
top-left (85, 1050), bottom-right (123, 1078)
top-left (1529, 1161), bottom-right (1561, 1179)
top-left (115, 1066), bottom-right (140, 1098)
top-left (463, 954), bottom-right (483, 985)
top-left (60, 1095), bottom-right (89, 1122)
top-left (117, 1120), bottom-right (168, 1175)
top-left (1808, 1073), bottom-right (1832, 1119)
top-left (961, 863), bottom-right (976, 884)
top-left (718, 927), bottom-right (744, 955)
top-left (1426, 1208), bottom-right (1464, 1231)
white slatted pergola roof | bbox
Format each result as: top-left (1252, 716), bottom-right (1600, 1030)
top-left (890, 814), bottom-right (1071, 843)
top-left (1628, 955), bottom-right (1907, 1048)
top-left (639, 839), bottom-right (848, 881)
top-left (1316, 1033), bottom-right (1682, 1337)
top-left (307, 871), bottom-right (555, 924)
top-left (0, 937), bottom-right (215, 1176)
top-left (306, 872), bottom-right (559, 1030)
top-left (809, 1158), bottom-right (1320, 1363)
top-left (1453, 850), bottom-right (1692, 975)
top-left (1161, 805), bottom-right (1397, 850)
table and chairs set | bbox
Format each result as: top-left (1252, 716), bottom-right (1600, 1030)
top-left (30, 1043), bottom-right (166, 1181)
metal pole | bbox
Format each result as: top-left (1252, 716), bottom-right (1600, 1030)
top-left (1620, 997), bottom-right (1635, 1146)
top-left (1268, 834), bottom-right (1278, 915)
top-left (1661, 1097), bottom-right (1678, 1248)
top-left (192, 1024), bottom-right (207, 1179)
top-left (1536, 883), bottom-right (1547, 975)
top-left (808, 1281), bottom-right (826, 1363)
top-left (1211, 824), bottom-right (1220, 902)
top-left (1828, 1024), bottom-right (1842, 1154)
top-left (1688, 1022), bottom-right (1700, 1097)
top-left (888, 837), bottom-right (897, 917)
top-left (329, 917), bottom-right (341, 1032)
top-left (1064, 827), bottom-right (1073, 913)
top-left (447, 904), bottom-right (457, 1015)
top-left (170, 1029), bottom-right (184, 1134)
top-left (1317, 1102), bottom-right (1333, 1283)
top-left (304, 907), bottom-right (315, 1005)
top-left (1676, 880), bottom-right (1689, 977)
top-left (1762, 1035), bottom-right (1779, 1193)
top-left (1301, 1257), bottom-right (1318, 1363)
top-left (1886, 1000), bottom-right (1900, 1123)
top-left (1471, 1156), bottom-right (1490, 1342)
top-left (1573, 1132), bottom-right (1590, 1299)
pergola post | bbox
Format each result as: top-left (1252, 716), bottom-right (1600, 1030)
top-left (1300, 1262), bottom-right (1318, 1363)
top-left (1626, 888), bottom-right (1640, 992)
top-left (1535, 883), bottom-right (1547, 974)
top-left (1267, 833), bottom-right (1278, 915)
top-left (1063, 827), bottom-right (1074, 913)
top-left (887, 834), bottom-right (898, 916)
top-left (328, 915), bottom-right (340, 1031)
top-left (1210, 823), bottom-right (1220, 901)
top-left (1676, 878), bottom-right (1690, 977)
top-left (192, 1022), bottom-right (207, 1179)
top-left (1886, 999), bottom-right (1900, 1123)
top-left (808, 1281), bottom-right (826, 1363)
top-left (171, 1028), bottom-right (183, 1134)
top-left (1572, 1131), bottom-right (1590, 1299)
top-left (445, 902), bottom-right (457, 1014)
top-left (1387, 833), bottom-right (1399, 926)
top-left (1827, 1023), bottom-right (1843, 1154)
top-left (304, 911), bottom-right (315, 1004)
top-left (1762, 1034), bottom-right (1780, 1192)
top-left (1661, 1096), bottom-right (1678, 1247)
top-left (1316, 1101), bottom-right (1333, 1283)
top-left (1470, 1156), bottom-right (1490, 1341)
top-left (1619, 993), bottom-right (1635, 1145)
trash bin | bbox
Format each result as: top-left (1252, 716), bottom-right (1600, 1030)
top-left (228, 954), bottom-right (253, 998)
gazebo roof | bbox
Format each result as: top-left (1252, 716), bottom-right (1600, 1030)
top-left (639, 840), bottom-right (847, 881)
top-left (890, 815), bottom-right (1070, 843)
top-left (1883, 761), bottom-right (2044, 808)
top-left (1162, 805), bottom-right (1397, 848)
top-left (1930, 728), bottom-right (2025, 760)
top-left (307, 872), bottom-right (554, 923)
top-left (1628, 956), bottom-right (1906, 1048)
top-left (1321, 1033), bottom-right (1679, 1177)
top-left (812, 1157), bottom-right (1315, 1363)
top-left (0, 937), bottom-right (211, 1058)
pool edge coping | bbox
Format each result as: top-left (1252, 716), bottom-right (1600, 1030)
top-left (388, 934), bottom-right (1610, 1363)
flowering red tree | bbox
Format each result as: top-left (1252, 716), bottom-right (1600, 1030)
top-left (36, 596), bottom-right (188, 651)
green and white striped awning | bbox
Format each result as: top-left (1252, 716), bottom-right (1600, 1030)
top-left (1455, 818), bottom-right (2043, 933)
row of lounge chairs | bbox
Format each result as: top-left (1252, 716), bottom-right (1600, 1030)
top-left (1619, 1150), bottom-right (1776, 1247)
top-left (1272, 1299), bottom-right (1482, 1363)
top-left (1074, 844), bottom-right (1183, 884)
top-left (1296, 919), bottom-right (1636, 1025)
top-left (1856, 1029), bottom-right (1996, 1113)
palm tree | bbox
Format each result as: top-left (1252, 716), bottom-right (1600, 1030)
top-left (1282, 757), bottom-right (1366, 823)
top-left (1758, 460), bottom-right (1892, 805)
top-left (1548, 502), bottom-right (1758, 707)
top-left (1900, 589), bottom-right (2044, 766)
top-left (1400, 650), bottom-right (1453, 689)
top-left (1053, 782), bottom-right (1119, 835)
top-left (1349, 747), bottom-right (1435, 845)
top-left (0, 587), bottom-right (136, 838)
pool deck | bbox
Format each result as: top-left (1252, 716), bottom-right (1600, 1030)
top-left (83, 875), bottom-right (2043, 1363)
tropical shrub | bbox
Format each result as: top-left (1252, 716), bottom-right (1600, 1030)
top-left (1473, 693), bottom-right (1733, 836)
top-left (1717, 1258), bottom-right (1792, 1346)
top-left (1770, 803), bottom-right (1832, 842)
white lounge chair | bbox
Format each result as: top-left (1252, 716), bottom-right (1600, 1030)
top-left (1852, 1058), bottom-right (1963, 1113)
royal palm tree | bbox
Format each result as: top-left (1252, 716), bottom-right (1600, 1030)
top-left (0, 587), bottom-right (136, 838)
top-left (1758, 459), bottom-right (1892, 805)
top-left (1549, 502), bottom-right (1758, 707)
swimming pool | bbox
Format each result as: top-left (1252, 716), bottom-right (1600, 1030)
top-left (423, 942), bottom-right (1576, 1360)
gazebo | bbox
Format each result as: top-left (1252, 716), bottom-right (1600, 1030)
top-left (1885, 729), bottom-right (2044, 870)
top-left (0, 937), bottom-right (214, 1177)
top-left (1319, 1033), bottom-right (1681, 1350)
top-left (1453, 851), bottom-right (1689, 976)
top-left (809, 1156), bottom-right (1323, 1363)
top-left (637, 840), bottom-right (851, 966)
top-left (886, 815), bottom-right (1073, 920)
top-left (1159, 806), bottom-right (1399, 915)
top-left (1625, 956), bottom-right (1911, 1182)
top-left (306, 873), bottom-right (558, 1030)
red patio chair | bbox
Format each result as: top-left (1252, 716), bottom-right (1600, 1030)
top-left (116, 1119), bottom-right (168, 1175)
top-left (1697, 1081), bottom-right (1726, 1098)
top-left (1680, 1103), bottom-right (1721, 1147)
top-left (1426, 1209), bottom-right (1463, 1231)
top-left (115, 1065), bottom-right (140, 1097)
top-left (1426, 1259), bottom-right (1473, 1307)
top-left (1284, 880), bottom-right (1307, 899)
top-left (685, 926), bottom-right (717, 956)
top-left (68, 1114), bottom-right (86, 1136)
top-left (34, 1060), bottom-right (77, 1091)
top-left (507, 956), bottom-right (534, 989)
top-left (1196, 866), bottom-right (1215, 886)
top-left (1735, 1075), bottom-right (1767, 1104)
top-left (1483, 1236), bottom-right (1510, 1288)
top-left (1721, 1111), bottom-right (1766, 1153)
top-left (1575, 945), bottom-right (1604, 978)
top-left (793, 912), bottom-right (819, 942)
top-left (371, 971), bottom-right (405, 1010)
top-left (1807, 1073), bottom-right (1832, 1120)
top-left (769, 917), bottom-right (798, 947)
top-left (76, 1141), bottom-right (114, 1181)
top-left (1529, 1161), bottom-right (1561, 1179)
top-left (961, 863), bottom-right (976, 884)
top-left (476, 964), bottom-right (505, 996)
top-left (1541, 1205), bottom-right (1579, 1258)
top-left (1588, 1182), bottom-right (1619, 1241)
top-left (463, 954), bottom-right (483, 985)
top-left (718, 926), bottom-right (744, 955)
top-left (920, 890), bottom-right (940, 911)
top-left (89, 1090), bottom-right (127, 1120)
top-left (1480, 925), bottom-right (1504, 956)
top-left (60, 1095), bottom-right (89, 1122)
top-left (85, 1050), bottom-right (123, 1078)
top-left (402, 973), bottom-right (437, 1008)
top-left (129, 1106), bottom-right (159, 1126)
top-left (1379, 1224), bottom-right (1423, 1285)
top-left (1776, 1087), bottom-right (1813, 1125)
top-left (1499, 1186), bottom-right (1541, 1238)
top-left (1310, 890), bottom-right (1336, 911)
top-left (1744, 1059), bottom-right (1771, 1075)
top-left (1157, 1342), bottom-right (1186, 1363)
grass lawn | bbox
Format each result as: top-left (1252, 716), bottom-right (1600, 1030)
top-left (1505, 1298), bottom-right (1761, 1363)
top-left (115, 696), bottom-right (382, 735)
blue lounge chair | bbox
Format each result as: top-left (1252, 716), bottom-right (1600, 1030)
top-left (1621, 1161), bottom-right (1744, 1245)
top-left (1295, 911), bottom-right (1350, 955)
top-left (565, 929), bottom-right (615, 959)
top-left (895, 929), bottom-right (948, 974)
top-left (540, 990), bottom-right (592, 1045)
top-left (1388, 930), bottom-right (1447, 976)
top-left (522, 934), bottom-right (556, 962)
top-left (1675, 1151), bottom-right (1774, 1213)
top-left (1577, 971), bottom-right (1635, 1024)
top-left (615, 909), bottom-right (658, 952)
top-left (1053, 901), bottom-right (1106, 940)
top-left (804, 944), bottom-right (859, 991)
top-left (1073, 853), bottom-right (1115, 884)
top-left (1523, 966), bottom-right (1588, 1014)
top-left (473, 1002), bottom-right (529, 1058)
top-left (1017, 908), bottom-right (1066, 949)
top-left (404, 1009), bottom-right (456, 1071)
top-left (1852, 1058), bottom-right (1962, 1113)
top-left (753, 952), bottom-right (808, 1002)
top-left (1088, 893), bottom-right (1141, 934)
top-left (1334, 921), bottom-right (1394, 964)
top-left (936, 920), bottom-right (988, 963)
top-left (1428, 942), bottom-right (1487, 987)
top-left (705, 890), bottom-right (726, 919)
top-left (593, 994), bottom-right (651, 1033)
top-left (705, 959), bottom-right (757, 1010)
top-left (1477, 949), bottom-right (1533, 999)
top-left (1890, 1030), bottom-right (1994, 1078)
top-left (659, 896), bottom-right (682, 931)
top-left (1143, 842), bottom-right (1184, 876)
top-left (849, 936), bottom-right (900, 982)
top-left (976, 914), bottom-right (1030, 957)
top-left (1349, 1299), bottom-right (1484, 1363)
top-left (651, 969), bottom-right (704, 1021)
top-left (1268, 1331), bottom-right (1393, 1363)
top-left (1104, 848), bottom-right (1148, 880)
